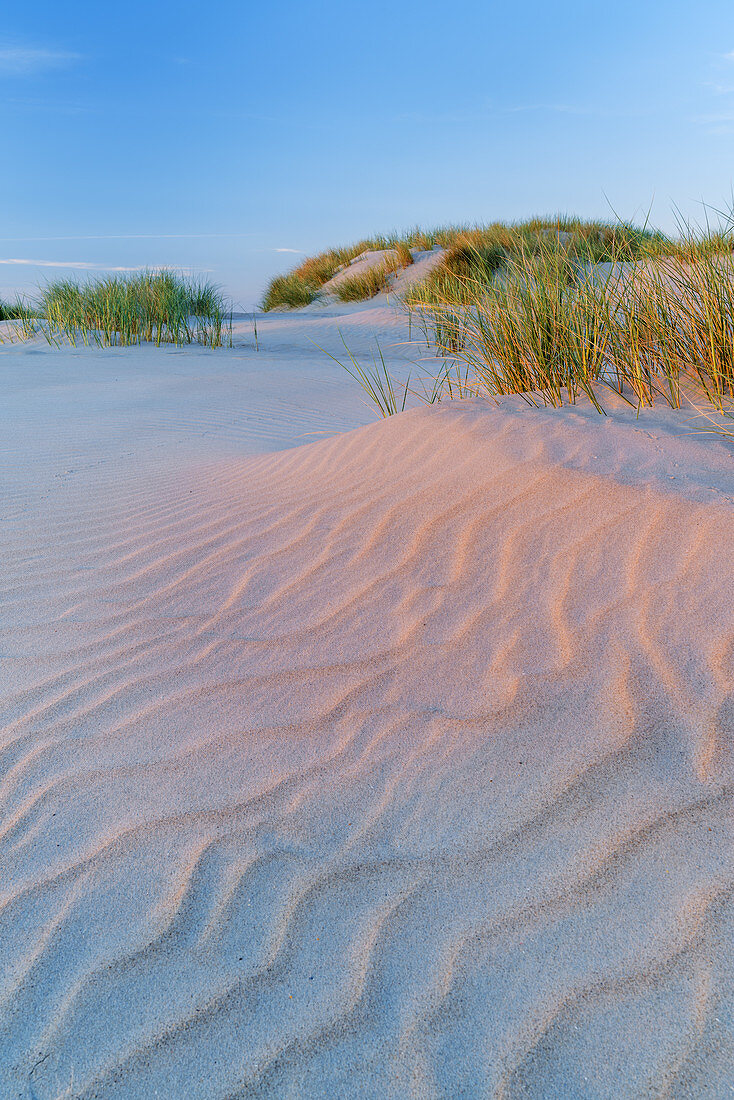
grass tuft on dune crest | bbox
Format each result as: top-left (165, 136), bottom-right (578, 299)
top-left (261, 272), bottom-right (319, 311)
top-left (261, 230), bottom-right (432, 309)
top-left (261, 217), bottom-right (675, 311)
top-left (333, 259), bottom-right (401, 303)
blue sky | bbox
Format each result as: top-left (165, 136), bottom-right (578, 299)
top-left (2, 0), bottom-right (734, 307)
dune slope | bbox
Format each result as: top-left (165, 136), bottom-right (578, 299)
top-left (1, 392), bottom-right (733, 1099)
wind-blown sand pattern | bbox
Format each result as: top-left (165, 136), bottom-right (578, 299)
top-left (1, 304), bottom-right (733, 1098)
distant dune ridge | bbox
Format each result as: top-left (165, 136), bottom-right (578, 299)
top-left (0, 300), bottom-right (733, 1098)
top-left (259, 216), bottom-right (685, 311)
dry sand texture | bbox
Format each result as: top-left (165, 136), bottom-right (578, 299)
top-left (1, 302), bottom-right (733, 1098)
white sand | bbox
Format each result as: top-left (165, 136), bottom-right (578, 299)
top-left (1, 301), bottom-right (733, 1099)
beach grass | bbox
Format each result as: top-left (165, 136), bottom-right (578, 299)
top-left (403, 219), bottom-right (673, 311)
top-left (261, 272), bottom-right (319, 310)
top-left (316, 333), bottom-right (410, 417)
top-left (411, 228), bottom-right (734, 415)
top-left (393, 241), bottom-right (414, 269)
top-left (324, 212), bottom-right (734, 424)
top-left (0, 298), bottom-right (30, 321)
top-left (36, 271), bottom-right (231, 347)
top-left (0, 297), bottom-right (41, 342)
top-left (261, 217), bottom-right (681, 312)
top-left (333, 261), bottom-right (397, 302)
top-left (422, 243), bottom-right (610, 410)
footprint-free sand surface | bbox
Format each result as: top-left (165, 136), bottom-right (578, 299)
top-left (1, 300), bottom-right (733, 1098)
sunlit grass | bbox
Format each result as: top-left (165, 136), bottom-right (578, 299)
top-left (326, 211), bottom-right (734, 427)
top-left (35, 271), bottom-right (231, 347)
top-left (0, 298), bottom-right (29, 321)
top-left (403, 219), bottom-right (672, 311)
top-left (315, 332), bottom-right (410, 417)
top-left (409, 225), bottom-right (734, 418)
top-left (0, 297), bottom-right (40, 342)
top-left (263, 216), bottom-right (676, 312)
top-left (333, 261), bottom-right (398, 302)
top-left (262, 230), bottom-right (436, 310)
top-left (261, 272), bottom-right (319, 311)
top-left (423, 243), bottom-right (610, 411)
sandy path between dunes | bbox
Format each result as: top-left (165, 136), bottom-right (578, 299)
top-left (1, 305), bottom-right (733, 1098)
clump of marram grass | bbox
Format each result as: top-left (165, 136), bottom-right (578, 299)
top-left (334, 267), bottom-right (390, 302)
top-left (424, 243), bottom-right (610, 410)
top-left (261, 239), bottom-right (380, 310)
top-left (328, 209), bottom-right (734, 429)
top-left (605, 249), bottom-right (734, 410)
top-left (37, 271), bottom-right (231, 347)
top-left (333, 257), bottom-right (402, 303)
top-left (0, 297), bottom-right (41, 342)
top-left (393, 241), bottom-right (414, 269)
top-left (402, 219), bottom-right (671, 311)
top-left (261, 272), bottom-right (318, 310)
top-left (0, 298), bottom-right (29, 321)
top-left (408, 221), bottom-right (734, 418)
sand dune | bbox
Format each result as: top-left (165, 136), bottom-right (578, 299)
top-left (1, 305), bottom-right (733, 1098)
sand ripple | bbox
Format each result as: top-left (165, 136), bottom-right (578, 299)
top-left (1, 396), bottom-right (733, 1098)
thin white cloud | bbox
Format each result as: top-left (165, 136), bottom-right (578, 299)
top-left (274, 247), bottom-right (304, 253)
top-left (723, 51), bottom-right (734, 61)
top-left (0, 258), bottom-right (144, 270)
top-left (0, 233), bottom-right (256, 242)
top-left (0, 259), bottom-right (212, 273)
top-left (0, 45), bottom-right (81, 76)
top-left (703, 80), bottom-right (734, 95)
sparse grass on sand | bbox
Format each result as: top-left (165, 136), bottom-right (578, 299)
top-left (316, 334), bottom-right (411, 416)
top-left (324, 213), bottom-right (734, 431)
top-left (33, 271), bottom-right (231, 347)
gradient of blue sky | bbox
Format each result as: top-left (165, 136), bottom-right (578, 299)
top-left (2, 0), bottom-right (734, 306)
